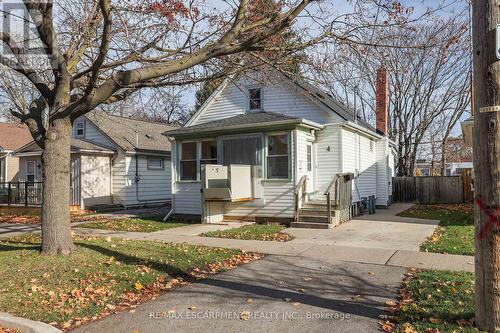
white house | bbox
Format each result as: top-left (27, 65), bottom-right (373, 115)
top-left (165, 67), bottom-right (398, 227)
top-left (13, 111), bottom-right (176, 209)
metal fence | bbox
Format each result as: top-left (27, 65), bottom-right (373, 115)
top-left (392, 176), bottom-right (468, 204)
top-left (0, 182), bottom-right (43, 206)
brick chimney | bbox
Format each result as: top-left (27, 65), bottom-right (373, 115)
top-left (375, 67), bottom-right (389, 136)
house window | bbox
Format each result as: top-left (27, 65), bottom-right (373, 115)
top-left (222, 136), bottom-right (262, 166)
top-left (26, 161), bottom-right (35, 182)
top-left (306, 144), bottom-right (312, 172)
top-left (75, 121), bottom-right (85, 137)
top-left (248, 88), bottom-right (262, 111)
top-left (267, 134), bottom-right (289, 179)
top-left (147, 158), bottom-right (164, 170)
top-left (201, 140), bottom-right (218, 166)
top-left (179, 142), bottom-right (197, 180)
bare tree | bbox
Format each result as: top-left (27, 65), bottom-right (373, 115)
top-left (307, 5), bottom-right (471, 176)
top-left (2, 0), bottom-right (376, 255)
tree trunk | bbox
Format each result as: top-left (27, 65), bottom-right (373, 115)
top-left (440, 137), bottom-right (448, 176)
top-left (40, 117), bottom-right (75, 255)
top-left (472, 0), bottom-right (500, 330)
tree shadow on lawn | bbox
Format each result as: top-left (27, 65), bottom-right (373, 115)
top-left (77, 242), bottom-right (193, 280)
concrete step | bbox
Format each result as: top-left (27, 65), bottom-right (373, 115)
top-left (298, 214), bottom-right (330, 223)
top-left (302, 201), bottom-right (339, 209)
top-left (298, 207), bottom-right (331, 216)
top-left (290, 221), bottom-right (333, 229)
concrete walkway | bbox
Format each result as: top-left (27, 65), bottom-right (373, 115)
top-left (73, 204), bottom-right (474, 272)
top-left (73, 255), bottom-right (406, 333)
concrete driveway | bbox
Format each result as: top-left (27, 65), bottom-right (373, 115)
top-left (286, 203), bottom-right (439, 251)
top-left (73, 255), bottom-right (405, 333)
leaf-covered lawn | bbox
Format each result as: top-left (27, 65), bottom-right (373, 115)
top-left (398, 204), bottom-right (474, 255)
top-left (0, 234), bottom-right (261, 330)
top-left (77, 216), bottom-right (192, 232)
top-left (383, 269), bottom-right (477, 333)
top-left (200, 224), bottom-right (294, 242)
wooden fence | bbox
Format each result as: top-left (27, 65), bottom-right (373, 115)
top-left (392, 176), bottom-right (472, 204)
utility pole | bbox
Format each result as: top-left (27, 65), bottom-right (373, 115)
top-left (472, 0), bottom-right (500, 331)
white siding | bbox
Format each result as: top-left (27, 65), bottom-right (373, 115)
top-left (190, 76), bottom-right (342, 126)
top-left (191, 83), bottom-right (246, 124)
top-left (73, 116), bottom-right (115, 148)
top-left (315, 125), bottom-right (342, 195)
top-left (341, 128), bottom-right (377, 202)
top-left (171, 144), bottom-right (202, 215)
top-left (376, 138), bottom-right (390, 207)
top-left (112, 153), bottom-right (171, 206)
top-left (80, 154), bottom-right (112, 207)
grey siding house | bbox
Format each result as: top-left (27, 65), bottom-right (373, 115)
top-left (13, 111), bottom-right (176, 209)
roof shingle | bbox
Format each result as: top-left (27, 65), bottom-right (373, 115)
top-left (85, 111), bottom-right (178, 153)
top-left (0, 123), bottom-right (33, 151)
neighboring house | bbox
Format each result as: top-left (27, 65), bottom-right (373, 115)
top-left (165, 67), bottom-right (398, 226)
top-left (415, 136), bottom-right (473, 176)
top-left (13, 111), bottom-right (177, 209)
top-left (0, 123), bottom-right (33, 183)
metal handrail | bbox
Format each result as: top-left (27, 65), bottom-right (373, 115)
top-left (293, 175), bottom-right (307, 222)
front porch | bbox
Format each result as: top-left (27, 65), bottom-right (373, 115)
top-left (167, 112), bottom-right (357, 227)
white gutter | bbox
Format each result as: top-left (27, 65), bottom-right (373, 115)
top-left (166, 118), bottom-right (324, 138)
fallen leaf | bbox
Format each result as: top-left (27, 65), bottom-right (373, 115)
top-left (429, 316), bottom-right (440, 324)
top-left (284, 298), bottom-right (292, 302)
top-left (246, 298), bottom-right (253, 303)
top-left (298, 288), bottom-right (305, 293)
top-left (385, 300), bottom-right (397, 307)
top-left (240, 311), bottom-right (250, 321)
top-left (134, 282), bottom-right (144, 291)
top-left (188, 306), bottom-right (197, 310)
top-left (292, 302), bottom-right (300, 307)
top-left (303, 277), bottom-right (312, 282)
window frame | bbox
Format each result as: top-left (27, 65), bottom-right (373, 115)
top-left (247, 87), bottom-right (262, 111)
top-left (178, 141), bottom-right (199, 182)
top-left (265, 132), bottom-right (291, 180)
top-left (200, 139), bottom-right (218, 167)
top-left (306, 143), bottom-right (312, 172)
top-left (147, 157), bottom-right (164, 170)
top-left (26, 161), bottom-right (35, 182)
top-left (75, 120), bottom-right (85, 138)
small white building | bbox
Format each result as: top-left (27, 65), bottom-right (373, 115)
top-left (13, 111), bottom-right (176, 209)
top-left (165, 68), bottom-right (398, 227)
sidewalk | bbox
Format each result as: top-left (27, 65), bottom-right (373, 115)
top-left (73, 226), bottom-right (475, 272)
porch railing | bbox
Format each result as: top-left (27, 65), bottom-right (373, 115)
top-left (324, 173), bottom-right (354, 223)
top-left (293, 175), bottom-right (307, 222)
top-left (0, 181), bottom-right (43, 206)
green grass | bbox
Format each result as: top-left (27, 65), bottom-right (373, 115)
top-left (398, 204), bottom-right (474, 256)
top-left (394, 270), bottom-right (477, 333)
top-left (77, 216), bottom-right (193, 232)
top-left (200, 224), bottom-right (294, 242)
top-left (0, 234), bottom-right (241, 329)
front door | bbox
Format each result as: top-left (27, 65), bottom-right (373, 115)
top-left (305, 142), bottom-right (315, 197)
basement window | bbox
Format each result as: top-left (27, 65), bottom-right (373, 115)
top-left (147, 158), bottom-right (164, 170)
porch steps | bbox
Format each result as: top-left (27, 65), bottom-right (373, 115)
top-left (291, 200), bottom-right (340, 229)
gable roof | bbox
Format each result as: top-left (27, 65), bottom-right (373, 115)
top-left (165, 111), bottom-right (323, 138)
top-left (84, 111), bottom-right (178, 153)
top-left (186, 68), bottom-right (376, 133)
top-left (13, 138), bottom-right (115, 156)
top-left (0, 123), bottom-right (33, 151)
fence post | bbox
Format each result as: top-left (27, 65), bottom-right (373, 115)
top-left (7, 182), bottom-right (11, 206)
top-left (24, 182), bottom-right (28, 206)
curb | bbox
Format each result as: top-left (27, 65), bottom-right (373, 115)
top-left (0, 312), bottom-right (62, 333)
